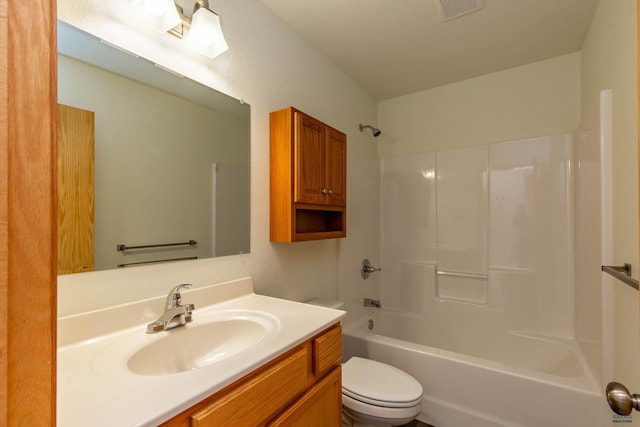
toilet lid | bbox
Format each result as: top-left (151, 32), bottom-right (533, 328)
top-left (342, 357), bottom-right (423, 406)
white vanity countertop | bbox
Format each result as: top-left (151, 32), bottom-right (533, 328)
top-left (57, 277), bottom-right (345, 427)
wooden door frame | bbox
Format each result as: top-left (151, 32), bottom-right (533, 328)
top-left (0, 0), bottom-right (57, 425)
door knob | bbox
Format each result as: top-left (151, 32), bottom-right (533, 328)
top-left (606, 382), bottom-right (640, 415)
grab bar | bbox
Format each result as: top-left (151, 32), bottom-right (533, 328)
top-left (436, 270), bottom-right (488, 279)
top-left (117, 240), bottom-right (197, 252)
top-left (117, 256), bottom-right (198, 268)
top-left (602, 264), bottom-right (638, 291)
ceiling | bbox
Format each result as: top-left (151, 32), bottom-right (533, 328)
top-left (259, 0), bottom-right (600, 100)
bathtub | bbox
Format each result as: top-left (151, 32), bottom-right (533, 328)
top-left (342, 310), bottom-right (603, 427)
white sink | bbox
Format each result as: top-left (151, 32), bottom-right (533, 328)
top-left (88, 309), bottom-right (280, 378)
top-left (128, 316), bottom-right (272, 376)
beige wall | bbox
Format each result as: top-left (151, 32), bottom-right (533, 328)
top-left (57, 0), bottom-right (380, 316)
top-left (377, 52), bottom-right (581, 156)
top-left (581, 0), bottom-right (640, 419)
top-left (583, 0), bottom-right (639, 279)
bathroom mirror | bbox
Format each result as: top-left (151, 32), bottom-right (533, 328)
top-left (57, 21), bottom-right (250, 273)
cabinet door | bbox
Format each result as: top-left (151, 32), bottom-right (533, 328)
top-left (294, 112), bottom-right (326, 204)
top-left (268, 366), bottom-right (342, 427)
top-left (190, 346), bottom-right (309, 427)
top-left (324, 128), bottom-right (346, 206)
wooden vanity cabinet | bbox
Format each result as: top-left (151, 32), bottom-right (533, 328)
top-left (270, 107), bottom-right (346, 242)
top-left (160, 323), bottom-right (342, 427)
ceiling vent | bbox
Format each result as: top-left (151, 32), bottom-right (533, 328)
top-left (435, 0), bottom-right (484, 21)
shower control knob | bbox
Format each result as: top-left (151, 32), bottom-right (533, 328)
top-left (361, 258), bottom-right (382, 279)
top-left (606, 382), bottom-right (640, 415)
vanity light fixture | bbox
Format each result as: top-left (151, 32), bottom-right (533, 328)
top-left (182, 0), bottom-right (229, 59)
top-left (131, 0), bottom-right (229, 59)
top-left (130, 0), bottom-right (182, 33)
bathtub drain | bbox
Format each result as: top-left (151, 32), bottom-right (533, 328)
top-left (368, 319), bottom-right (374, 330)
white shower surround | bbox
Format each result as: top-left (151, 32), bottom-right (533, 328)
top-left (354, 117), bottom-right (612, 425)
top-left (381, 133), bottom-right (574, 337)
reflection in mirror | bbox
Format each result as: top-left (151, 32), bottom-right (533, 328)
top-left (57, 22), bottom-right (250, 274)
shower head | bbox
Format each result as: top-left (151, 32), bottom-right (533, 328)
top-left (359, 124), bottom-right (381, 137)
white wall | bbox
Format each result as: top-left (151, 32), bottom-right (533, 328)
top-left (57, 0), bottom-right (379, 316)
top-left (377, 52), bottom-right (581, 156)
top-left (582, 2), bottom-right (638, 280)
top-left (581, 1), bottom-right (640, 424)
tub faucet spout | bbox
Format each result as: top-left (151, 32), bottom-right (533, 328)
top-left (364, 298), bottom-right (381, 308)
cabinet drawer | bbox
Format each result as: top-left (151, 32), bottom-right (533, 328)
top-left (191, 346), bottom-right (309, 427)
top-left (312, 324), bottom-right (342, 377)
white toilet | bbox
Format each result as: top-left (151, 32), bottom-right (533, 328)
top-left (305, 299), bottom-right (423, 427)
top-left (342, 357), bottom-right (423, 427)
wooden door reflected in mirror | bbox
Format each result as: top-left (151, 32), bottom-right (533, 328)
top-left (57, 103), bottom-right (95, 274)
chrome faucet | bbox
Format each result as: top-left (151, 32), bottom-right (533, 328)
top-left (146, 284), bottom-right (195, 334)
top-left (361, 259), bottom-right (382, 279)
top-left (364, 298), bottom-right (381, 308)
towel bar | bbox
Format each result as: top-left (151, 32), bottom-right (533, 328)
top-left (117, 240), bottom-right (197, 251)
top-left (118, 256), bottom-right (198, 268)
top-left (601, 264), bottom-right (638, 291)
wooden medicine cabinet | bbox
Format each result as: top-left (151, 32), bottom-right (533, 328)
top-left (270, 107), bottom-right (346, 242)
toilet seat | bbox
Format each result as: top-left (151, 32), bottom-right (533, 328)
top-left (342, 392), bottom-right (420, 423)
top-left (343, 389), bottom-right (422, 408)
top-left (342, 357), bottom-right (423, 409)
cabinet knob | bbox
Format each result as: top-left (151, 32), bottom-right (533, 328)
top-left (322, 189), bottom-right (333, 195)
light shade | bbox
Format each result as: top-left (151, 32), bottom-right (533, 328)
top-left (131, 0), bottom-right (181, 33)
top-left (184, 6), bottom-right (229, 59)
